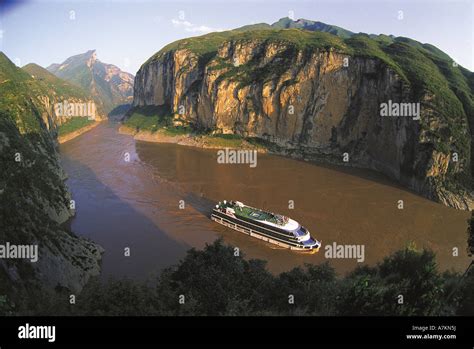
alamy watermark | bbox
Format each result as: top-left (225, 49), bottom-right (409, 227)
top-left (380, 100), bottom-right (420, 120)
top-left (324, 242), bottom-right (365, 262)
top-left (0, 242), bottom-right (38, 263)
top-left (54, 100), bottom-right (96, 120)
top-left (217, 148), bottom-right (257, 168)
top-left (18, 323), bottom-right (55, 343)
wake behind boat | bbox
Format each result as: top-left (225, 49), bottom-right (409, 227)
top-left (211, 200), bottom-right (321, 252)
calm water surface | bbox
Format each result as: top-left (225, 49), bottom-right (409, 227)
top-left (60, 122), bottom-right (471, 279)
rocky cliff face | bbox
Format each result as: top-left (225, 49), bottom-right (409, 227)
top-left (37, 95), bottom-right (101, 128)
top-left (133, 34), bottom-right (474, 209)
top-left (0, 117), bottom-right (104, 295)
top-left (0, 53), bottom-right (103, 301)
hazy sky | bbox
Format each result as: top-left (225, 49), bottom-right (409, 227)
top-left (0, 0), bottom-right (472, 75)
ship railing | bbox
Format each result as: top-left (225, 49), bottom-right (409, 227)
top-left (212, 213), bottom-right (303, 247)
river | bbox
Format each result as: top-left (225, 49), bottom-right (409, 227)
top-left (59, 122), bottom-right (471, 279)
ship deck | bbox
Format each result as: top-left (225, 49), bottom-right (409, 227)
top-left (233, 206), bottom-right (277, 224)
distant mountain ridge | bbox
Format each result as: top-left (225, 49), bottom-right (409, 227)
top-left (236, 17), bottom-right (355, 39)
top-left (236, 17), bottom-right (464, 58)
top-left (47, 50), bottom-right (134, 114)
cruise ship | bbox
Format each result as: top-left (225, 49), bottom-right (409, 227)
top-left (211, 200), bottom-right (321, 252)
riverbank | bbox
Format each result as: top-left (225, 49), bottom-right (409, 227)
top-left (119, 122), bottom-right (474, 211)
top-left (118, 124), bottom-right (269, 152)
top-left (59, 121), bottom-right (102, 144)
top-left (118, 124), bottom-right (390, 173)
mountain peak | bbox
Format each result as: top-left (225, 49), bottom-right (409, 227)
top-left (270, 17), bottom-right (354, 38)
top-left (47, 50), bottom-right (98, 71)
top-left (85, 50), bottom-right (97, 67)
top-left (84, 49), bottom-right (97, 59)
top-left (0, 51), bottom-right (14, 65)
top-left (23, 62), bottom-right (58, 79)
top-left (272, 16), bottom-right (295, 26)
top-left (46, 50), bottom-right (134, 113)
top-left (0, 51), bottom-right (31, 82)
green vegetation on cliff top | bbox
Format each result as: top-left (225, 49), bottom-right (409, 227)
top-left (0, 52), bottom-right (40, 132)
top-left (146, 18), bottom-right (472, 107)
top-left (145, 23), bottom-right (473, 135)
top-left (149, 29), bottom-right (348, 65)
top-left (23, 63), bottom-right (90, 100)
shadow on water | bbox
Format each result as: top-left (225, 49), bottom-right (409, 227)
top-left (61, 153), bottom-right (190, 281)
top-left (260, 151), bottom-right (436, 204)
top-left (181, 192), bottom-right (216, 217)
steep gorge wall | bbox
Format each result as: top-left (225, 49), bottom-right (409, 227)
top-left (134, 40), bottom-right (474, 209)
top-left (0, 58), bottom-right (104, 302)
top-left (0, 111), bottom-right (103, 297)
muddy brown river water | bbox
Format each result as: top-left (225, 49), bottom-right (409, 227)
top-left (60, 122), bottom-right (471, 279)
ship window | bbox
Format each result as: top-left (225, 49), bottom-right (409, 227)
top-left (294, 227), bottom-right (307, 237)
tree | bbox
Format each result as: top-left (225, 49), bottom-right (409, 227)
top-left (4, 239), bottom-right (473, 316)
top-left (74, 278), bottom-right (157, 316)
top-left (155, 239), bottom-right (274, 315)
top-left (337, 247), bottom-right (444, 315)
top-left (456, 268), bottom-right (474, 315)
top-left (467, 211), bottom-right (474, 257)
top-left (272, 263), bottom-right (338, 315)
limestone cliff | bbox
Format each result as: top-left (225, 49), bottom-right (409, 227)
top-left (133, 27), bottom-right (474, 209)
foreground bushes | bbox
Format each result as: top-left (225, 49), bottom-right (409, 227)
top-left (3, 239), bottom-right (473, 316)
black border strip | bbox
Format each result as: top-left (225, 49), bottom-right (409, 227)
top-left (0, 316), bottom-right (472, 347)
